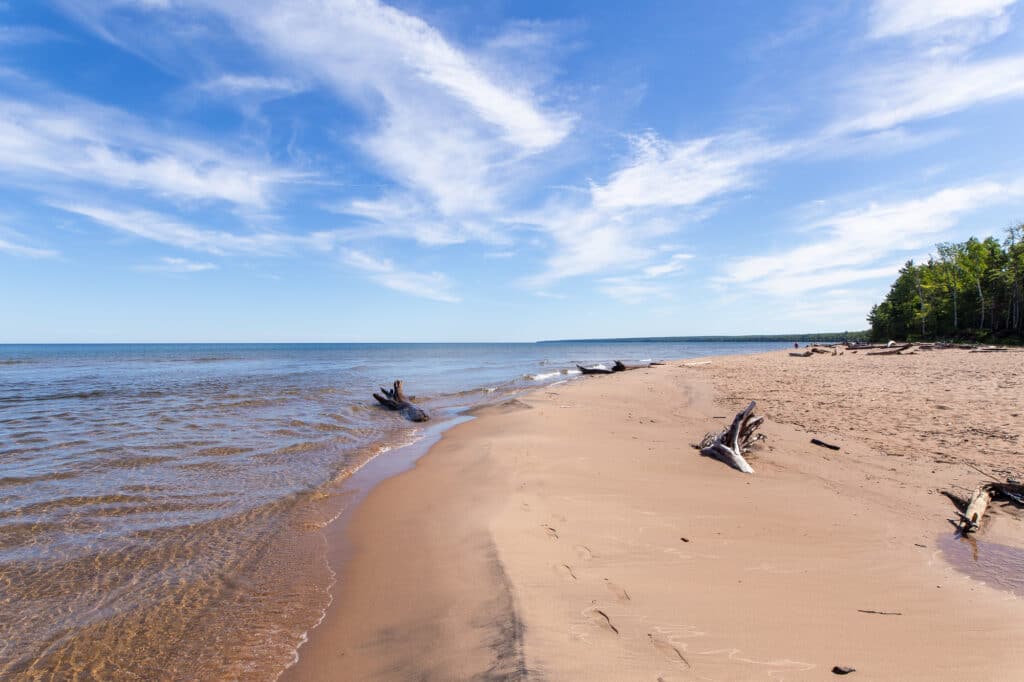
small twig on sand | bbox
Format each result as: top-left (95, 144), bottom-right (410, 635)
top-left (857, 609), bottom-right (902, 616)
top-left (811, 438), bottom-right (840, 451)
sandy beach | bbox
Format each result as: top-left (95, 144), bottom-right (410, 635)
top-left (286, 348), bottom-right (1024, 680)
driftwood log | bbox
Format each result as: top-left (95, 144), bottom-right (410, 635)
top-left (958, 486), bottom-right (992, 532)
top-left (697, 401), bottom-right (765, 474)
top-left (953, 481), bottom-right (1024, 532)
top-left (577, 360), bottom-right (663, 374)
top-left (613, 360), bottom-right (664, 371)
top-left (866, 344), bottom-right (913, 355)
top-left (373, 380), bottom-right (429, 422)
top-left (577, 364), bottom-right (614, 375)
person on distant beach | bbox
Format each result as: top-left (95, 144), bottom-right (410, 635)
top-left (794, 342), bottom-right (799, 349)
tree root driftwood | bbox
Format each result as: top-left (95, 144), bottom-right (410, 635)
top-left (696, 401), bottom-right (765, 474)
top-left (947, 481), bottom-right (1024, 533)
top-left (373, 380), bottom-right (429, 422)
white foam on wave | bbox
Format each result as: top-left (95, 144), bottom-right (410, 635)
top-left (527, 368), bottom-right (583, 381)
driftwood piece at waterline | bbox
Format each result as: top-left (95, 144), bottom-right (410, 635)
top-left (951, 481), bottom-right (1024, 532)
top-left (612, 360), bottom-right (665, 371)
top-left (790, 351), bottom-right (812, 357)
top-left (958, 486), bottom-right (992, 532)
top-left (373, 380), bottom-right (429, 422)
top-left (573, 358), bottom-right (659, 374)
top-left (696, 401), bottom-right (765, 474)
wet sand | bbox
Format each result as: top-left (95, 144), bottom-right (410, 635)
top-left (286, 349), bottom-right (1024, 680)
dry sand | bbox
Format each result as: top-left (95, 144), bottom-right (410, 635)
top-left (285, 349), bottom-right (1024, 681)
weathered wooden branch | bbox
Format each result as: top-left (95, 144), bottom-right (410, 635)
top-left (958, 486), bottom-right (992, 532)
top-left (866, 344), bottom-right (913, 355)
top-left (372, 380), bottom-right (429, 422)
top-left (697, 401), bottom-right (765, 474)
top-left (790, 351), bottom-right (812, 357)
top-left (953, 481), bottom-right (1024, 532)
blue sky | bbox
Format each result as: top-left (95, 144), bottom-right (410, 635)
top-left (2, 0), bottom-right (1024, 342)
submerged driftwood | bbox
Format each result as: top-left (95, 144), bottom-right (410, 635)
top-left (373, 380), bottom-right (429, 422)
top-left (697, 401), bottom-right (765, 474)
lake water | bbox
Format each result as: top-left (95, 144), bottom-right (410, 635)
top-left (0, 341), bottom-right (790, 680)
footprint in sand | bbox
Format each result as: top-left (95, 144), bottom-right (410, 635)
top-left (574, 545), bottom-right (593, 560)
top-left (583, 603), bottom-right (619, 635)
top-left (603, 578), bottom-right (631, 602)
top-left (557, 564), bottom-right (577, 582)
top-left (649, 633), bottom-right (690, 668)
top-left (541, 524), bottom-right (559, 539)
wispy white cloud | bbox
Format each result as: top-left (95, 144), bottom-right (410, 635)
top-left (599, 252), bottom-right (694, 303)
top-left (0, 95), bottom-right (302, 206)
top-left (522, 130), bottom-right (764, 287)
top-left (643, 252), bottom-right (694, 277)
top-left (591, 132), bottom-right (788, 210)
top-left (723, 178), bottom-right (1024, 296)
top-left (827, 1), bottom-right (1024, 137)
top-left (328, 194), bottom-right (506, 246)
top-left (519, 203), bottom-right (658, 287)
top-left (830, 55), bottom-right (1024, 135)
top-left (197, 74), bottom-right (302, 97)
top-left (342, 249), bottom-right (460, 302)
top-left (53, 203), bottom-right (336, 255)
top-left (868, 0), bottom-right (1016, 48)
top-left (0, 235), bottom-right (58, 258)
top-left (60, 0), bottom-right (574, 223)
top-left (134, 256), bottom-right (217, 272)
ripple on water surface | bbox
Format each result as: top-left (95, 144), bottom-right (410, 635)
top-left (0, 357), bottom-right (416, 679)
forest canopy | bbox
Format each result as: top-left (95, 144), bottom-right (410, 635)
top-left (868, 224), bottom-right (1024, 342)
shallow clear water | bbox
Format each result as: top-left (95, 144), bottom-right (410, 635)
top-left (938, 531), bottom-right (1024, 598)
top-left (0, 341), bottom-right (788, 679)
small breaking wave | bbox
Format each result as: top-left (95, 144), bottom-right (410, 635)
top-left (523, 368), bottom-right (581, 381)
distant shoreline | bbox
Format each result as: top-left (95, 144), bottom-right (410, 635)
top-left (538, 331), bottom-right (870, 343)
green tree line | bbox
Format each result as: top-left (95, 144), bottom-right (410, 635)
top-left (868, 224), bottom-right (1024, 342)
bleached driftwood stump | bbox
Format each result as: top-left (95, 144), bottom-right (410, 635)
top-left (698, 401), bottom-right (765, 474)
